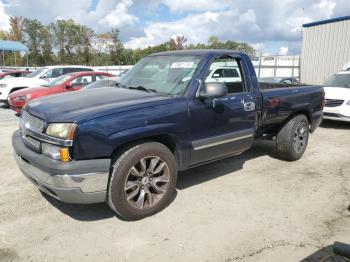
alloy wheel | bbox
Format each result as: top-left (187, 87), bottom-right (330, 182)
top-left (124, 156), bottom-right (170, 210)
top-left (293, 122), bottom-right (308, 153)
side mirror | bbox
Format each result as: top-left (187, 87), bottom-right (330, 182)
top-left (198, 82), bottom-right (227, 100)
top-left (65, 83), bottom-right (73, 89)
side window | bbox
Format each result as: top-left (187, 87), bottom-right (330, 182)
top-left (63, 68), bottom-right (92, 74)
top-left (212, 69), bottom-right (224, 78)
top-left (43, 68), bottom-right (64, 78)
top-left (95, 75), bottom-right (107, 80)
top-left (76, 68), bottom-right (93, 72)
top-left (63, 68), bottom-right (72, 74)
top-left (282, 79), bottom-right (292, 84)
top-left (71, 75), bottom-right (93, 86)
top-left (223, 69), bottom-right (239, 78)
top-left (205, 57), bottom-right (245, 94)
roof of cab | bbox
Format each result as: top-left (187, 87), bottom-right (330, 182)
top-left (149, 49), bottom-right (246, 56)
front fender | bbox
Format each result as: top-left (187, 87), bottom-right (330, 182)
top-left (72, 99), bottom-right (190, 165)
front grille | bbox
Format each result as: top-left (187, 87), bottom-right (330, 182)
top-left (23, 135), bottom-right (41, 152)
top-left (325, 99), bottom-right (344, 107)
top-left (21, 111), bottom-right (46, 133)
top-left (20, 111), bottom-right (46, 153)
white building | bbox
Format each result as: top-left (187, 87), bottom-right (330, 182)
top-left (300, 16), bottom-right (350, 84)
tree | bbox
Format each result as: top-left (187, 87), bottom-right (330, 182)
top-left (0, 16), bottom-right (256, 66)
top-left (9, 16), bottom-right (23, 41)
top-left (40, 27), bottom-right (54, 65)
top-left (0, 30), bottom-right (9, 40)
top-left (23, 18), bottom-right (44, 65)
top-left (170, 35), bottom-right (187, 50)
top-left (108, 29), bottom-right (124, 65)
top-left (95, 33), bottom-right (112, 54)
top-left (208, 36), bottom-right (223, 49)
top-left (78, 25), bottom-right (94, 64)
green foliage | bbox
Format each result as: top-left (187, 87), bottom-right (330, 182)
top-left (189, 36), bottom-right (255, 56)
top-left (0, 17), bottom-right (256, 67)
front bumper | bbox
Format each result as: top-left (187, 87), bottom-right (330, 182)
top-left (12, 130), bottom-right (111, 204)
top-left (0, 91), bottom-right (8, 101)
top-left (323, 104), bottom-right (350, 122)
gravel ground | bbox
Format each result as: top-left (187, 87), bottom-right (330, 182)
top-left (0, 103), bottom-right (18, 125)
top-left (0, 109), bottom-right (349, 262)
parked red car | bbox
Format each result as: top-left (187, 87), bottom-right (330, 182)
top-left (8, 71), bottom-right (114, 113)
top-left (0, 70), bottom-right (32, 80)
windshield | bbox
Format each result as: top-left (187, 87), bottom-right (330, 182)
top-left (323, 73), bottom-right (350, 88)
top-left (118, 55), bottom-right (202, 96)
top-left (42, 74), bottom-right (72, 87)
top-left (26, 68), bottom-right (47, 78)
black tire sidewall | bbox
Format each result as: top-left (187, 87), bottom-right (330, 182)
top-left (277, 115), bottom-right (309, 161)
top-left (108, 142), bottom-right (177, 220)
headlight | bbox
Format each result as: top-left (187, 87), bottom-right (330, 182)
top-left (46, 123), bottom-right (77, 139)
top-left (0, 84), bottom-right (7, 88)
top-left (15, 94), bottom-right (31, 101)
top-left (42, 143), bottom-right (70, 162)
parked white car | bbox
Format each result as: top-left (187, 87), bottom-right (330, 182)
top-left (0, 65), bottom-right (95, 106)
top-left (206, 66), bottom-right (241, 83)
top-left (322, 71), bottom-right (350, 122)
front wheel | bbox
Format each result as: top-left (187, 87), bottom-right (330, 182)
top-left (2, 99), bottom-right (9, 108)
top-left (107, 142), bottom-right (177, 220)
top-left (276, 114), bottom-right (309, 161)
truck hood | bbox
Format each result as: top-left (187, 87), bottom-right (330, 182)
top-left (25, 87), bottom-right (174, 123)
top-left (0, 77), bottom-right (46, 87)
top-left (324, 86), bottom-right (350, 100)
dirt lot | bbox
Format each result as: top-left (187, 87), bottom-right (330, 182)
top-left (0, 105), bottom-right (350, 262)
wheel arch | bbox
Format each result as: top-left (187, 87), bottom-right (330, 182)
top-left (10, 86), bottom-right (28, 93)
top-left (278, 110), bottom-right (311, 133)
top-left (109, 133), bottom-right (185, 171)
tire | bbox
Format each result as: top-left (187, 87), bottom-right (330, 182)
top-left (276, 114), bottom-right (309, 161)
top-left (107, 142), bottom-right (177, 220)
top-left (3, 100), bottom-right (9, 108)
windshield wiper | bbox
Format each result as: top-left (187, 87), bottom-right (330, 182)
top-left (126, 85), bottom-right (157, 93)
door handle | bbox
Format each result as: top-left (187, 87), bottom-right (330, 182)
top-left (243, 102), bottom-right (255, 111)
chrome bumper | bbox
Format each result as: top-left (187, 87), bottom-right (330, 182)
top-left (12, 130), bottom-right (111, 204)
top-left (15, 154), bottom-right (109, 204)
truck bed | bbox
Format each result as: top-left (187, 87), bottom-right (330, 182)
top-left (259, 82), bottom-right (310, 90)
top-left (259, 84), bottom-right (324, 135)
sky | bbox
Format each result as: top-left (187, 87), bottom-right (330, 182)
top-left (0, 0), bottom-right (349, 55)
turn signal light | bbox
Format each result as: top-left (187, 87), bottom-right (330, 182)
top-left (60, 148), bottom-right (70, 162)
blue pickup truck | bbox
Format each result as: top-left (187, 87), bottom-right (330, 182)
top-left (12, 50), bottom-right (324, 220)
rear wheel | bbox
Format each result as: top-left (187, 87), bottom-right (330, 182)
top-left (107, 142), bottom-right (177, 220)
top-left (276, 114), bottom-right (309, 161)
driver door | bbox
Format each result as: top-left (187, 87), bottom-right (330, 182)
top-left (189, 55), bottom-right (257, 165)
